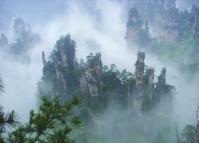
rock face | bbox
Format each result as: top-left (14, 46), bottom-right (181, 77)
top-left (135, 51), bottom-right (145, 90)
top-left (39, 35), bottom-right (175, 112)
top-left (85, 53), bottom-right (102, 97)
top-left (133, 52), bottom-right (173, 111)
top-left (127, 0), bottom-right (176, 20)
top-left (39, 35), bottom-right (79, 98)
top-left (126, 1), bottom-right (199, 44)
top-left (0, 18), bottom-right (40, 62)
top-left (10, 18), bottom-right (40, 56)
top-left (133, 52), bottom-right (145, 111)
top-left (191, 5), bottom-right (199, 36)
top-left (125, 8), bottom-right (150, 46)
top-left (156, 68), bottom-right (167, 94)
top-left (164, 0), bottom-right (176, 10)
top-left (125, 8), bottom-right (141, 42)
top-left (0, 34), bottom-right (8, 48)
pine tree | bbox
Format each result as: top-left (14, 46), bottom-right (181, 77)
top-left (8, 96), bottom-right (81, 143)
top-left (0, 77), bottom-right (18, 143)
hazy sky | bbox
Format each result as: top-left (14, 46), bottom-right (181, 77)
top-left (0, 0), bottom-right (68, 32)
top-left (0, 0), bottom-right (199, 126)
top-left (176, 0), bottom-right (199, 10)
top-left (0, 0), bottom-right (197, 28)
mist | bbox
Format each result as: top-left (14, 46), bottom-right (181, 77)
top-left (0, 0), bottom-right (199, 142)
top-left (176, 0), bottom-right (199, 10)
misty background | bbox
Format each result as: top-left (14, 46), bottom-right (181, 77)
top-left (0, 0), bottom-right (198, 137)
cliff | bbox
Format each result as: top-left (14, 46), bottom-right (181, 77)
top-left (191, 5), bottom-right (199, 37)
top-left (0, 18), bottom-right (40, 62)
top-left (126, 2), bottom-right (199, 45)
top-left (38, 34), bottom-right (175, 113)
